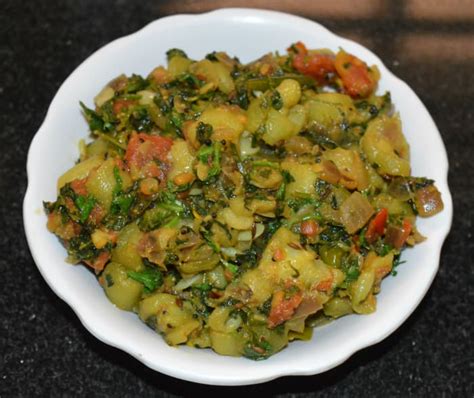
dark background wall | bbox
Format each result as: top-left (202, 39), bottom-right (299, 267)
top-left (1, 1), bottom-right (472, 396)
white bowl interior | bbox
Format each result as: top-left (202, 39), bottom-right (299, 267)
top-left (23, 8), bottom-right (452, 386)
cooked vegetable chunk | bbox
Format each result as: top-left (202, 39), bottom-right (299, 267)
top-left (102, 262), bottom-right (143, 310)
top-left (361, 115), bottom-right (410, 177)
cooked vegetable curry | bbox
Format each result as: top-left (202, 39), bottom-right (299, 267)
top-left (44, 42), bottom-right (444, 359)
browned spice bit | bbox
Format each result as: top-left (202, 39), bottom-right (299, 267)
top-left (288, 242), bottom-right (303, 250)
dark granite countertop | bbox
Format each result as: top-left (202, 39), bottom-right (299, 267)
top-left (1, 1), bottom-right (472, 396)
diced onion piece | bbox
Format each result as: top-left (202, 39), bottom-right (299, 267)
top-left (238, 231), bottom-right (253, 241)
top-left (385, 224), bottom-right (409, 249)
top-left (239, 131), bottom-right (259, 157)
top-left (174, 274), bottom-right (203, 291)
top-left (340, 192), bottom-right (375, 234)
top-left (254, 223), bottom-right (265, 239)
top-left (94, 86), bottom-right (114, 107)
top-left (137, 90), bottom-right (156, 105)
top-left (220, 247), bottom-right (239, 258)
top-left (319, 159), bottom-right (341, 185)
top-left (414, 185), bottom-right (444, 217)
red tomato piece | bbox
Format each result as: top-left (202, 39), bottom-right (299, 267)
top-left (70, 178), bottom-right (88, 196)
top-left (84, 251), bottom-right (110, 273)
top-left (113, 99), bottom-right (136, 114)
top-left (293, 52), bottom-right (336, 83)
top-left (288, 41), bottom-right (308, 55)
top-left (400, 219), bottom-right (412, 245)
top-left (315, 276), bottom-right (334, 292)
top-left (365, 208), bottom-right (388, 243)
top-left (125, 133), bottom-right (173, 179)
top-left (268, 290), bottom-right (303, 328)
top-left (334, 50), bottom-right (377, 98)
top-left (88, 204), bottom-right (105, 225)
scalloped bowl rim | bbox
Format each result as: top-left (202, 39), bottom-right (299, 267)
top-left (23, 8), bottom-right (452, 386)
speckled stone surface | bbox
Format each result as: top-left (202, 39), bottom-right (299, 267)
top-left (1, 1), bottom-right (473, 396)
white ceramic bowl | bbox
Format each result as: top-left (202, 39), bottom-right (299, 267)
top-left (23, 8), bottom-right (453, 386)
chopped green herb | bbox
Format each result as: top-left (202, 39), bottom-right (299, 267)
top-left (197, 142), bottom-right (222, 182)
top-left (128, 268), bottom-right (163, 294)
top-left (74, 195), bottom-right (96, 223)
top-left (201, 226), bottom-right (220, 253)
top-left (80, 102), bottom-right (113, 132)
top-left (276, 170), bottom-right (295, 201)
top-left (125, 74), bottom-right (148, 94)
